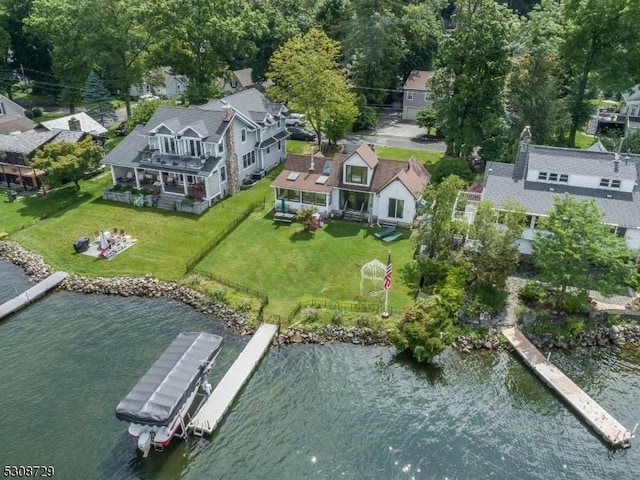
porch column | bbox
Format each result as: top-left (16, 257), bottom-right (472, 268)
top-left (133, 169), bottom-right (141, 188)
top-left (183, 176), bottom-right (188, 195)
top-left (111, 167), bottom-right (117, 185)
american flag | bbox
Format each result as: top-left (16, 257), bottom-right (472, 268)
top-left (383, 253), bottom-right (392, 290)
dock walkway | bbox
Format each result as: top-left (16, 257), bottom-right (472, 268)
top-left (0, 271), bottom-right (68, 320)
top-left (503, 327), bottom-right (632, 448)
top-left (189, 323), bottom-right (278, 436)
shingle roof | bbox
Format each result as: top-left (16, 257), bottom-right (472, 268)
top-left (144, 106), bottom-right (228, 142)
top-left (39, 112), bottom-right (108, 135)
top-left (101, 125), bottom-right (148, 167)
top-left (0, 94), bottom-right (36, 134)
top-left (200, 88), bottom-right (285, 125)
top-left (527, 145), bottom-right (635, 180)
top-left (403, 70), bottom-right (434, 91)
top-left (49, 130), bottom-right (86, 144)
top-left (0, 129), bottom-right (59, 155)
top-left (271, 153), bottom-right (333, 193)
top-left (483, 159), bottom-right (640, 228)
top-left (232, 68), bottom-right (254, 88)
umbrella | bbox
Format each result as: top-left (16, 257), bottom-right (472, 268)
top-left (99, 232), bottom-right (109, 250)
top-left (281, 197), bottom-right (286, 213)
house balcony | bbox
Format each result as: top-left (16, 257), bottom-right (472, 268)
top-left (139, 149), bottom-right (212, 171)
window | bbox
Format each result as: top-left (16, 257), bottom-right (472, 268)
top-left (242, 151), bottom-right (256, 169)
top-left (406, 91), bottom-right (413, 100)
top-left (220, 166), bottom-right (226, 182)
top-left (302, 191), bottom-right (327, 205)
top-left (346, 165), bottom-right (367, 184)
top-left (278, 140), bottom-right (282, 151)
top-left (302, 191), bottom-right (315, 204)
top-left (218, 141), bottom-right (224, 154)
top-left (277, 120), bottom-right (281, 128)
top-left (187, 139), bottom-right (202, 157)
top-left (162, 136), bottom-right (177, 154)
top-left (611, 179), bottom-right (621, 188)
top-left (277, 188), bottom-right (299, 201)
top-left (388, 198), bottom-right (405, 219)
top-left (559, 174), bottom-right (568, 183)
top-left (241, 128), bottom-right (247, 143)
top-left (538, 172), bottom-right (548, 180)
top-left (548, 173), bottom-right (558, 182)
top-left (266, 146), bottom-right (271, 155)
top-left (600, 178), bottom-right (610, 187)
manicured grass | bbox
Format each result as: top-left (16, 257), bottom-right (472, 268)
top-left (375, 146), bottom-right (443, 167)
top-left (6, 169), bottom-right (279, 281)
top-left (195, 217), bottom-right (417, 320)
top-left (286, 139), bottom-right (314, 155)
top-left (33, 112), bottom-right (67, 123)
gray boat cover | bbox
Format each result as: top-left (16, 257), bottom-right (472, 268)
top-left (115, 332), bottom-right (223, 427)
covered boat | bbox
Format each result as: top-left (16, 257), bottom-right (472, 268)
top-left (116, 332), bottom-right (223, 455)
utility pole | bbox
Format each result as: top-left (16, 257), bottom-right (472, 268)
top-left (20, 64), bottom-right (26, 88)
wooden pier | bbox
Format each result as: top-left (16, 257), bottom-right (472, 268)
top-left (503, 327), bottom-right (632, 448)
top-left (0, 271), bottom-right (68, 320)
top-left (189, 323), bottom-right (278, 436)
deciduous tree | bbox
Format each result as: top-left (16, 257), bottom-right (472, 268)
top-left (31, 138), bottom-right (103, 191)
top-left (532, 194), bottom-right (636, 308)
top-left (268, 28), bottom-right (357, 149)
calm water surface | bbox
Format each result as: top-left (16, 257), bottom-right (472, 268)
top-left (0, 260), bottom-right (639, 479)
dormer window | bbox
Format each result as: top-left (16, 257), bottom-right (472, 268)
top-left (162, 136), bottom-right (177, 154)
top-left (187, 138), bottom-right (202, 157)
top-left (346, 165), bottom-right (367, 184)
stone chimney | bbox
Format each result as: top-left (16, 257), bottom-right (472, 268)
top-left (68, 117), bottom-right (81, 131)
top-left (224, 122), bottom-right (240, 195)
top-left (222, 105), bottom-right (233, 122)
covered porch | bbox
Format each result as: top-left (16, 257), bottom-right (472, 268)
top-left (338, 189), bottom-right (373, 222)
top-left (274, 187), bottom-right (331, 215)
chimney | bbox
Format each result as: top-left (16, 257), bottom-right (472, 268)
top-left (68, 117), bottom-right (81, 131)
top-left (614, 152), bottom-right (620, 173)
top-left (222, 105), bottom-right (233, 122)
top-left (519, 126), bottom-right (531, 151)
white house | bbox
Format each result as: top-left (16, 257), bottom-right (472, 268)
top-left (271, 144), bottom-right (431, 226)
top-left (101, 88), bottom-right (288, 213)
top-left (129, 67), bottom-right (189, 99)
top-left (478, 128), bottom-right (640, 254)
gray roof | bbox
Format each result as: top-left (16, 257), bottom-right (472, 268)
top-left (0, 130), bottom-right (59, 155)
top-left (200, 88), bottom-right (285, 125)
top-left (49, 130), bottom-right (86, 144)
top-left (483, 160), bottom-right (640, 228)
top-left (40, 112), bottom-right (108, 135)
top-left (144, 106), bottom-right (229, 142)
top-left (115, 332), bottom-right (223, 427)
top-left (0, 95), bottom-right (36, 134)
top-left (527, 145), bottom-right (635, 180)
top-left (102, 125), bottom-right (148, 166)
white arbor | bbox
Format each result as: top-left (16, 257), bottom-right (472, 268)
top-left (360, 259), bottom-right (386, 296)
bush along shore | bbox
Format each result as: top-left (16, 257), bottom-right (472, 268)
top-left (2, 240), bottom-right (639, 350)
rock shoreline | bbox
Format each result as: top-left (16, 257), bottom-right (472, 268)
top-left (2, 240), bottom-right (638, 350)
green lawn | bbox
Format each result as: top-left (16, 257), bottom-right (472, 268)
top-left (286, 139), bottom-right (314, 155)
top-left (376, 146), bottom-right (443, 167)
top-left (34, 112), bottom-right (67, 123)
top-left (575, 132), bottom-right (597, 149)
top-left (195, 217), bottom-right (417, 319)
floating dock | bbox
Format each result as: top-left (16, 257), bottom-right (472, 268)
top-left (503, 327), bottom-right (632, 448)
top-left (0, 271), bottom-right (68, 320)
top-left (189, 323), bottom-right (278, 436)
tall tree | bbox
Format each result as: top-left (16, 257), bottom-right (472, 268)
top-left (84, 71), bottom-right (114, 125)
top-left (507, 0), bottom-right (568, 146)
top-left (31, 138), bottom-right (103, 191)
top-left (431, 0), bottom-right (517, 160)
top-left (268, 28), bottom-right (358, 149)
top-left (532, 194), bottom-right (636, 308)
top-left (561, 0), bottom-right (630, 147)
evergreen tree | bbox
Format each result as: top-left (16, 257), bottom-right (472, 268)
top-left (84, 71), bottom-right (114, 125)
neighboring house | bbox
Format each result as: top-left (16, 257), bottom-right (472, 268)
top-left (216, 68), bottom-right (272, 95)
top-left (475, 127), bottom-right (640, 254)
top-left (101, 87), bottom-right (288, 212)
top-left (402, 70), bottom-right (434, 121)
top-left (37, 112), bottom-right (108, 143)
top-left (129, 67), bottom-right (189, 99)
top-left (0, 128), bottom-right (89, 190)
top-left (620, 85), bottom-right (640, 133)
top-left (0, 94), bottom-right (37, 134)
top-left (271, 144), bottom-right (431, 226)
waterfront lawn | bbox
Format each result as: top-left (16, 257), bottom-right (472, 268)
top-left (7, 168), bottom-right (279, 281)
top-left (195, 217), bottom-right (417, 319)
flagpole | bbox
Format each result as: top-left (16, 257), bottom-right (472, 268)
top-left (382, 249), bottom-right (391, 319)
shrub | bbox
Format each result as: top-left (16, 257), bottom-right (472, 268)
top-left (211, 288), bottom-right (226, 303)
top-left (236, 298), bottom-right (252, 312)
top-left (565, 317), bottom-right (585, 337)
top-left (431, 157), bottom-right (474, 184)
top-left (519, 281), bottom-right (547, 305)
top-left (466, 285), bottom-right (507, 315)
top-left (31, 107), bottom-right (42, 118)
top-left (24, 109), bottom-right (34, 119)
top-left (561, 293), bottom-right (588, 314)
top-left (331, 310), bottom-right (343, 325)
top-left (355, 315), bottom-right (371, 328)
top-left (302, 307), bottom-right (318, 321)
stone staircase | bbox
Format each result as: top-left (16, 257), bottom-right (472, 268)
top-left (155, 194), bottom-right (180, 210)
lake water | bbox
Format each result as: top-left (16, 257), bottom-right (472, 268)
top-left (0, 260), bottom-right (639, 479)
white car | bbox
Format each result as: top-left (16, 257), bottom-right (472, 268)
top-left (285, 113), bottom-right (306, 127)
top-left (139, 94), bottom-right (160, 101)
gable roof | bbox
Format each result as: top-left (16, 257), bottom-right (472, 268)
top-left (143, 106), bottom-right (228, 142)
top-left (0, 129), bottom-right (60, 155)
top-left (387, 157), bottom-right (432, 199)
top-left (0, 94), bottom-right (37, 134)
top-left (403, 70), bottom-right (434, 91)
top-left (101, 125), bottom-right (149, 167)
top-left (39, 112), bottom-right (108, 135)
top-left (232, 68), bottom-right (255, 89)
top-left (271, 152), bottom-right (333, 193)
top-left (200, 88), bottom-right (285, 126)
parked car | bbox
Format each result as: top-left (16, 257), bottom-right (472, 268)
top-left (139, 94), bottom-right (160, 101)
top-left (114, 121), bottom-right (128, 136)
top-left (288, 126), bottom-right (316, 141)
top-left (285, 113), bottom-right (306, 127)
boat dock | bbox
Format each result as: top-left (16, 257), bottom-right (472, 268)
top-left (503, 327), bottom-right (632, 448)
top-left (0, 271), bottom-right (68, 320)
top-left (189, 323), bottom-right (278, 436)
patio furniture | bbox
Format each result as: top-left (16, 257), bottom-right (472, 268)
top-left (374, 227), bottom-right (396, 239)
